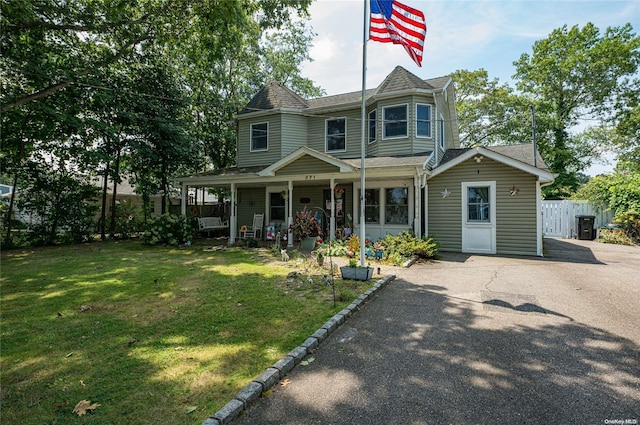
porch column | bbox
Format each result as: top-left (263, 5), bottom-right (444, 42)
top-left (229, 183), bottom-right (237, 246)
top-left (413, 171), bottom-right (421, 238)
top-left (180, 183), bottom-right (187, 216)
top-left (287, 180), bottom-right (293, 248)
top-left (423, 183), bottom-right (429, 236)
top-left (330, 179), bottom-right (336, 241)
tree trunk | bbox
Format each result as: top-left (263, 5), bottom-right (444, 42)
top-left (100, 162), bottom-right (110, 240)
top-left (109, 147), bottom-right (122, 238)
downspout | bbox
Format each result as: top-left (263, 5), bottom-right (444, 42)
top-left (434, 103), bottom-right (439, 166)
top-left (414, 167), bottom-right (422, 238)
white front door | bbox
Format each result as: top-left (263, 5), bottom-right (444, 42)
top-left (462, 181), bottom-right (496, 254)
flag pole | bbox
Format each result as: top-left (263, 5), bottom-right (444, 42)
top-left (359, 0), bottom-right (368, 267)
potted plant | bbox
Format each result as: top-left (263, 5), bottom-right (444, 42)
top-left (290, 207), bottom-right (322, 250)
top-left (340, 258), bottom-right (373, 281)
top-left (373, 241), bottom-right (385, 260)
top-left (334, 186), bottom-right (345, 199)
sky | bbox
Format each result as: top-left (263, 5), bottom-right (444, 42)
top-left (299, 0), bottom-right (640, 175)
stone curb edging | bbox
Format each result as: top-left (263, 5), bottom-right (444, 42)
top-left (201, 274), bottom-right (396, 425)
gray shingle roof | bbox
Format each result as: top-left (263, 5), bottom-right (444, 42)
top-left (342, 152), bottom-right (432, 169)
top-left (241, 67), bottom-right (452, 114)
top-left (241, 81), bottom-right (309, 114)
top-left (438, 144), bottom-right (549, 170)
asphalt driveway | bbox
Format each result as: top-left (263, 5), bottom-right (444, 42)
top-left (234, 238), bottom-right (640, 425)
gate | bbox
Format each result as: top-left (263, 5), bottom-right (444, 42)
top-left (541, 200), bottom-right (614, 238)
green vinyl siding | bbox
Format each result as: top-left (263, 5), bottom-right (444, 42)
top-left (281, 114), bottom-right (308, 156)
top-left (236, 188), bottom-right (266, 233)
top-left (428, 157), bottom-right (539, 255)
top-left (237, 115), bottom-right (282, 168)
top-left (277, 156), bottom-right (341, 176)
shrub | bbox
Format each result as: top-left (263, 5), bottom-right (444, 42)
top-left (289, 207), bottom-right (322, 239)
top-left (613, 210), bottom-right (640, 244)
top-left (140, 213), bottom-right (193, 246)
top-left (380, 231), bottom-right (439, 265)
top-left (106, 201), bottom-right (144, 239)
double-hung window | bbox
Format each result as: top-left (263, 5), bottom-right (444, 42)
top-left (364, 189), bottom-right (380, 223)
top-left (385, 188), bottom-right (409, 224)
top-left (326, 118), bottom-right (346, 152)
top-left (368, 110), bottom-right (377, 143)
top-left (383, 104), bottom-right (408, 138)
top-left (251, 122), bottom-right (268, 151)
top-left (416, 104), bottom-right (432, 138)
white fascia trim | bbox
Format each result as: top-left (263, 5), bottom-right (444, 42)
top-left (430, 146), bottom-right (555, 183)
top-left (237, 108), bottom-right (305, 120)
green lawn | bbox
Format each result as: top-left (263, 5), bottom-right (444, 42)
top-left (0, 241), bottom-right (368, 424)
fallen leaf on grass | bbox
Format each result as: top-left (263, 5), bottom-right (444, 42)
top-left (73, 400), bottom-right (100, 416)
top-left (80, 380), bottom-right (86, 387)
top-left (300, 357), bottom-right (315, 366)
top-left (185, 406), bottom-right (198, 414)
top-left (280, 379), bottom-right (291, 387)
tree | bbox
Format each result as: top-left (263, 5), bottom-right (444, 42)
top-left (1, 0), bottom-right (318, 245)
top-left (1, 0), bottom-right (312, 111)
top-left (513, 23), bottom-right (640, 198)
top-left (452, 69), bottom-right (534, 147)
top-left (573, 167), bottom-right (640, 243)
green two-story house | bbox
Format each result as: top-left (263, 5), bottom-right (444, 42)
top-left (176, 66), bottom-right (554, 256)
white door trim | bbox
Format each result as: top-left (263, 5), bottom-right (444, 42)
top-left (461, 181), bottom-right (496, 254)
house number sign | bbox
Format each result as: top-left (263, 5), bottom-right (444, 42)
top-left (304, 175), bottom-right (316, 180)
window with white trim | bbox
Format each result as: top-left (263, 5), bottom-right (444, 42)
top-left (383, 104), bottom-right (408, 138)
top-left (326, 118), bottom-right (346, 152)
top-left (269, 192), bottom-right (285, 221)
top-left (364, 189), bottom-right (380, 223)
top-left (416, 104), bottom-right (432, 138)
top-left (368, 110), bottom-right (377, 143)
top-left (467, 186), bottom-right (490, 222)
top-left (250, 122), bottom-right (268, 151)
top-left (385, 188), bottom-right (409, 224)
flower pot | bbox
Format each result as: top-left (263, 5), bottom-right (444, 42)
top-left (301, 236), bottom-right (316, 251)
top-left (340, 266), bottom-right (373, 281)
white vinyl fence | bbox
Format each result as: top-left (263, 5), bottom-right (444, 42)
top-left (541, 200), bottom-right (615, 238)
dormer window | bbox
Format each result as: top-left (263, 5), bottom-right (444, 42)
top-left (383, 104), bottom-right (407, 139)
top-left (251, 122), bottom-right (268, 151)
top-left (326, 118), bottom-right (346, 152)
top-left (416, 104), bottom-right (432, 138)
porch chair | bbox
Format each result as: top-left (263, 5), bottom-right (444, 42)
top-left (241, 213), bottom-right (264, 239)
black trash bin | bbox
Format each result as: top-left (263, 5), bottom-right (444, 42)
top-left (575, 215), bottom-right (596, 240)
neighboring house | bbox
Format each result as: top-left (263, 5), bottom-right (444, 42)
top-left (175, 66), bottom-right (554, 256)
top-left (92, 175), bottom-right (193, 219)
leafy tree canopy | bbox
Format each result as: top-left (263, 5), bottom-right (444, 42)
top-left (453, 22), bottom-right (640, 199)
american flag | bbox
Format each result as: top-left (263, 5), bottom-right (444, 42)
top-left (369, 0), bottom-right (427, 67)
